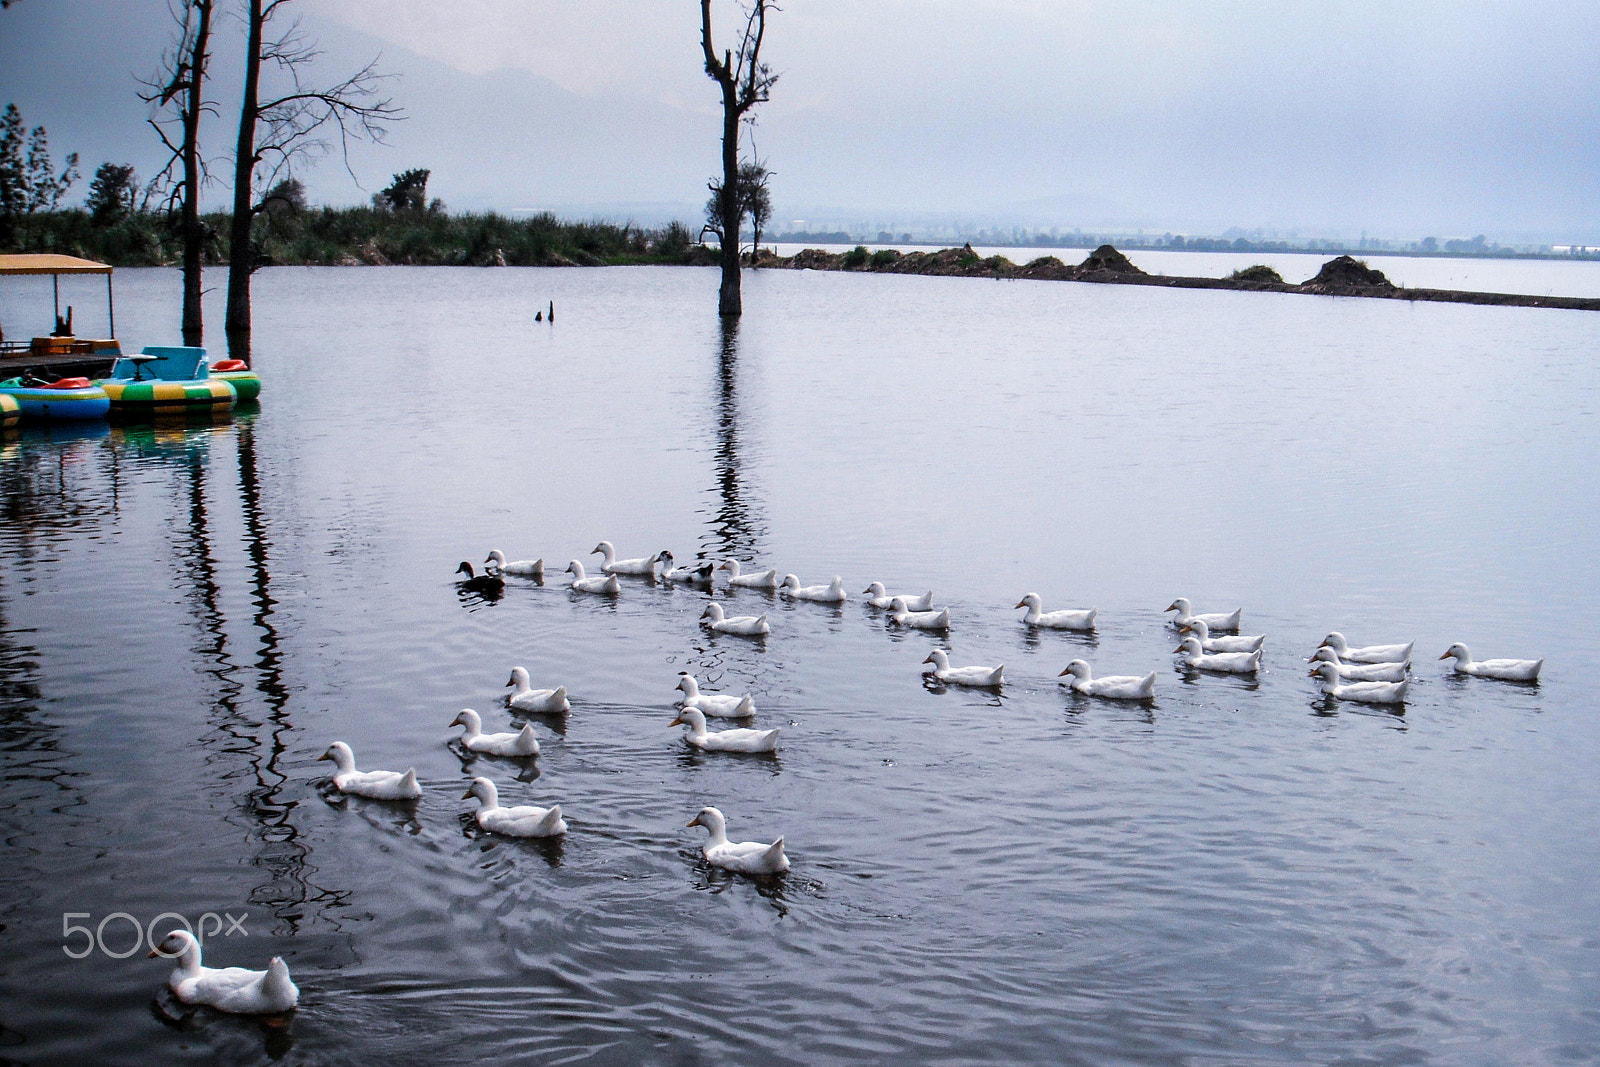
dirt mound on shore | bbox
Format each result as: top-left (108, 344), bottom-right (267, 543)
top-left (1078, 244), bottom-right (1144, 275)
top-left (1303, 255), bottom-right (1393, 289)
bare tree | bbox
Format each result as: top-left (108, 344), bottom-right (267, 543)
top-left (700, 0), bottom-right (777, 316)
top-left (141, 0), bottom-right (215, 346)
top-left (225, 0), bottom-right (399, 359)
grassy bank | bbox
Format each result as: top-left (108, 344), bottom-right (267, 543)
top-left (0, 207), bottom-right (707, 268)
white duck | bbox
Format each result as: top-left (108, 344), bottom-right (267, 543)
top-left (1179, 617), bottom-right (1264, 653)
top-left (1308, 646), bottom-right (1410, 682)
top-left (888, 597), bottom-right (951, 631)
top-left (450, 708), bottom-right (541, 756)
top-left (1015, 592), bottom-right (1097, 631)
top-left (676, 672), bottom-right (756, 719)
top-left (1174, 635), bottom-right (1262, 674)
top-left (659, 551), bottom-right (714, 586)
top-left (1439, 642), bottom-right (1543, 682)
top-left (591, 540), bottom-right (662, 577)
top-left (506, 666), bottom-right (570, 713)
top-left (462, 776), bottom-right (566, 837)
top-left (1166, 598), bottom-right (1242, 632)
top-left (1319, 632), bottom-right (1413, 664)
top-left (1310, 661), bottom-right (1410, 704)
top-left (687, 806), bottom-right (789, 874)
top-left (565, 560), bottom-right (621, 595)
top-left (670, 707), bottom-right (779, 752)
top-left (863, 582), bottom-right (933, 611)
top-left (922, 649), bottom-right (1004, 687)
top-left (148, 930), bottom-right (298, 1014)
top-left (700, 601), bottom-right (770, 636)
top-left (483, 549), bottom-right (543, 579)
top-left (780, 574), bottom-right (847, 603)
top-left (1058, 659), bottom-right (1157, 700)
top-left (716, 558), bottom-right (781, 590)
top-left (317, 741), bottom-right (420, 800)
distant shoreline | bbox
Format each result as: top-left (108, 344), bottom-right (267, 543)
top-left (750, 244), bottom-right (1600, 312)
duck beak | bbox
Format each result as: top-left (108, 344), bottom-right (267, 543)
top-left (1173, 646), bottom-right (1184, 653)
top-left (921, 654), bottom-right (934, 664)
top-left (461, 787), bottom-right (475, 799)
top-left (505, 675), bottom-right (515, 687)
top-left (1057, 667), bottom-right (1071, 677)
top-left (669, 715), bottom-right (685, 726)
top-left (686, 815), bottom-right (701, 827)
top-left (1013, 600), bottom-right (1026, 609)
top-left (1437, 651), bottom-right (1451, 660)
top-left (146, 947), bottom-right (161, 958)
top-left (315, 752), bottom-right (331, 761)
top-left (1164, 602), bottom-right (1179, 611)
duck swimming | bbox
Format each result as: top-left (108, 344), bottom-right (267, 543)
top-left (565, 560), bottom-right (621, 595)
top-left (317, 741), bottom-right (420, 800)
top-left (1179, 617), bottom-right (1263, 653)
top-left (148, 930), bottom-right (298, 1014)
top-left (450, 708), bottom-right (541, 756)
top-left (1319, 632), bottom-right (1413, 664)
top-left (1309, 661), bottom-right (1410, 704)
top-left (716, 559), bottom-right (781, 590)
top-left (671, 707), bottom-right (779, 752)
top-left (676, 672), bottom-right (757, 718)
top-left (921, 649), bottom-right (1004, 687)
top-left (455, 561), bottom-right (505, 593)
top-left (1439, 642), bottom-right (1542, 682)
top-left (463, 777), bottom-right (566, 837)
top-left (687, 806), bottom-right (789, 874)
top-left (780, 574), bottom-right (847, 603)
top-left (483, 549), bottom-right (544, 579)
top-left (1165, 598), bottom-right (1241, 632)
top-left (591, 541), bottom-right (662, 577)
top-left (700, 602), bottom-right (770, 636)
top-left (863, 582), bottom-right (933, 611)
top-left (1015, 593), bottom-right (1097, 631)
top-left (506, 666), bottom-right (571, 713)
top-left (660, 551), bottom-right (714, 586)
top-left (1058, 660), bottom-right (1157, 700)
top-left (888, 597), bottom-right (950, 631)
top-left (1308, 646), bottom-right (1409, 682)
top-left (1174, 635), bottom-right (1261, 674)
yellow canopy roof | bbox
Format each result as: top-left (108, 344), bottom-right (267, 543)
top-left (0, 254), bottom-right (112, 276)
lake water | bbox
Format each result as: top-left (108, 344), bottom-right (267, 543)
top-left (2, 264), bottom-right (1598, 1065)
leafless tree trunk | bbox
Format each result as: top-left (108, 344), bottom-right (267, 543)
top-left (142, 0), bottom-right (214, 347)
top-left (700, 0), bottom-right (777, 317)
top-left (225, 0), bottom-right (399, 360)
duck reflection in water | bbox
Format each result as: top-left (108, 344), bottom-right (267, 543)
top-left (149, 993), bottom-right (296, 1059)
top-left (460, 812), bottom-right (566, 869)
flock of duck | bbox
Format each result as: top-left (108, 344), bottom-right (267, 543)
top-left (153, 540), bottom-right (1544, 1015)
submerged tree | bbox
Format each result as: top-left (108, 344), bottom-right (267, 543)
top-left (700, 0), bottom-right (777, 316)
top-left (141, 0), bottom-right (215, 346)
top-left (225, 0), bottom-right (399, 359)
top-left (702, 159), bottom-right (773, 262)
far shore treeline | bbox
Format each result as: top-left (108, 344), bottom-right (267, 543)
top-left (0, 203), bottom-right (709, 269)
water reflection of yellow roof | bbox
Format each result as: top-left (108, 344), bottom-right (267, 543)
top-left (0, 254), bottom-right (112, 275)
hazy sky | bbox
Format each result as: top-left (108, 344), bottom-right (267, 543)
top-left (3, 0), bottom-right (1598, 241)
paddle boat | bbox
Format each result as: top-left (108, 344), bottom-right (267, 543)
top-left (98, 346), bottom-right (236, 417)
top-left (0, 374), bottom-right (112, 420)
top-left (209, 359), bottom-right (261, 402)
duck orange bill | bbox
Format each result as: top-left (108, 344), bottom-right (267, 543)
top-left (668, 715), bottom-right (685, 726)
top-left (686, 815), bottom-right (701, 827)
top-left (1437, 651), bottom-right (1452, 659)
top-left (1014, 600), bottom-right (1026, 608)
top-left (315, 752), bottom-right (331, 761)
top-left (1057, 667), bottom-right (1072, 676)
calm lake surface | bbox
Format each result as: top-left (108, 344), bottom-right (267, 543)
top-left (2, 263), bottom-right (1598, 1065)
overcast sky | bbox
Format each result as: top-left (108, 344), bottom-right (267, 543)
top-left (3, 0), bottom-right (1598, 241)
